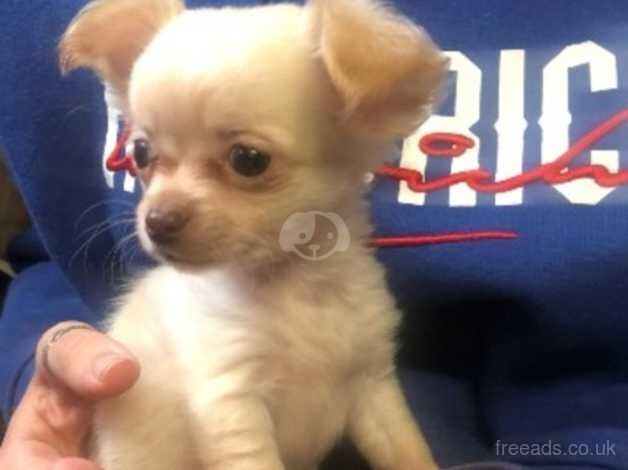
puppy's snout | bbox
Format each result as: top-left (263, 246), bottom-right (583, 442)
top-left (145, 205), bottom-right (190, 244)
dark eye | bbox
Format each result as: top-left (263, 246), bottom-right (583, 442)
top-left (133, 139), bottom-right (153, 169)
top-left (228, 145), bottom-right (271, 177)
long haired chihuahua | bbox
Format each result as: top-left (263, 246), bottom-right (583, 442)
top-left (60, 0), bottom-right (446, 469)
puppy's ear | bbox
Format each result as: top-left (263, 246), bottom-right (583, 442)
top-left (59, 0), bottom-right (183, 99)
top-left (310, 0), bottom-right (447, 139)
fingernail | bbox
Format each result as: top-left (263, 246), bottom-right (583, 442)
top-left (92, 352), bottom-right (126, 382)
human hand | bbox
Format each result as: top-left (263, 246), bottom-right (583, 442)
top-left (0, 321), bottom-right (139, 470)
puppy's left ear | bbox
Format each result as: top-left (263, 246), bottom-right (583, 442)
top-left (310, 0), bottom-right (448, 139)
top-left (59, 0), bottom-right (184, 103)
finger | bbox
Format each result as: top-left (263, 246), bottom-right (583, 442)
top-left (0, 435), bottom-right (91, 470)
top-left (4, 375), bottom-right (91, 453)
top-left (51, 457), bottom-right (102, 470)
top-left (36, 322), bottom-right (140, 400)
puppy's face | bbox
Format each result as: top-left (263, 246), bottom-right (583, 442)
top-left (61, 0), bottom-right (446, 270)
top-left (129, 6), bottom-right (347, 267)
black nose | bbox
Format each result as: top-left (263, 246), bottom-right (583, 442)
top-left (145, 208), bottom-right (189, 244)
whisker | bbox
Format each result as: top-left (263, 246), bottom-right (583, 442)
top-left (105, 230), bottom-right (140, 282)
top-left (74, 199), bottom-right (136, 231)
top-left (70, 217), bottom-right (136, 272)
top-left (75, 213), bottom-right (135, 242)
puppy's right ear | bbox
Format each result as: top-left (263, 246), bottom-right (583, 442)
top-left (59, 0), bottom-right (183, 100)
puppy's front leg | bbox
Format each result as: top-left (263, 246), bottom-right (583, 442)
top-left (190, 391), bottom-right (285, 470)
top-left (348, 374), bottom-right (437, 470)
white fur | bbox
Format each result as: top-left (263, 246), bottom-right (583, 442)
top-left (95, 246), bottom-right (434, 470)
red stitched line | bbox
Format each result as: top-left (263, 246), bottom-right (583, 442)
top-left (379, 109), bottom-right (628, 193)
top-left (105, 127), bottom-right (135, 176)
top-left (370, 231), bottom-right (519, 248)
top-left (418, 132), bottom-right (475, 157)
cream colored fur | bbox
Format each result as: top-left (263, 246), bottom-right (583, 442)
top-left (60, 1), bottom-right (447, 469)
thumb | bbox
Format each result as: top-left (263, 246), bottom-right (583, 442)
top-left (36, 322), bottom-right (140, 400)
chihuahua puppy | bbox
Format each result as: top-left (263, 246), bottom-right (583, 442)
top-left (60, 0), bottom-right (446, 469)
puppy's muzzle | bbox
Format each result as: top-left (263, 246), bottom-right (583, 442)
top-left (145, 205), bottom-right (190, 244)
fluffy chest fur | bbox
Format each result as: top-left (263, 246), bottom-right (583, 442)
top-left (101, 253), bottom-right (399, 468)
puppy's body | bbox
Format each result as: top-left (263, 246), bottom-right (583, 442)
top-left (97, 243), bottom-right (426, 470)
top-left (61, 1), bottom-right (447, 469)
